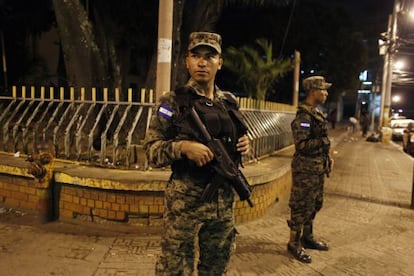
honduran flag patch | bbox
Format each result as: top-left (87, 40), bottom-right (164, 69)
top-left (158, 105), bottom-right (173, 119)
top-left (300, 122), bottom-right (311, 128)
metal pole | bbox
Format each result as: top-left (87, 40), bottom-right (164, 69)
top-left (383, 51), bottom-right (392, 124)
top-left (379, 45), bottom-right (388, 129)
top-left (292, 50), bottom-right (300, 107)
top-left (383, 0), bottom-right (399, 126)
top-left (155, 0), bottom-right (173, 103)
top-left (370, 88), bottom-right (377, 131)
top-left (380, 15), bottom-right (392, 128)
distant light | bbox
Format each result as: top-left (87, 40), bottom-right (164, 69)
top-left (392, 95), bottom-right (401, 102)
top-left (362, 81), bottom-right (372, 85)
top-left (359, 70), bottom-right (368, 81)
top-left (398, 109), bottom-right (403, 113)
top-left (409, 10), bottom-right (414, 20)
top-left (394, 60), bottom-right (405, 71)
top-left (310, 70), bottom-right (315, 74)
top-left (358, 89), bottom-right (371, 94)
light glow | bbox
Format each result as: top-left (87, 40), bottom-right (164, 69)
top-left (394, 60), bottom-right (405, 71)
top-left (392, 95), bottom-right (401, 102)
top-left (409, 9), bottom-right (414, 20)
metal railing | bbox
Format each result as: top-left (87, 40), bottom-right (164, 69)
top-left (241, 109), bottom-right (294, 160)
top-left (0, 86), bottom-right (295, 169)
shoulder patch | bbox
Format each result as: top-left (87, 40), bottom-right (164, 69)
top-left (300, 122), bottom-right (311, 128)
top-left (158, 104), bottom-right (173, 119)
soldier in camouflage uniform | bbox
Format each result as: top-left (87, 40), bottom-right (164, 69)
top-left (144, 32), bottom-right (250, 275)
top-left (287, 76), bottom-right (334, 263)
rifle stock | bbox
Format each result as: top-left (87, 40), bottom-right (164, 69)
top-left (189, 107), bottom-right (254, 207)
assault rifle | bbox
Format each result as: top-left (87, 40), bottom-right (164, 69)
top-left (189, 107), bottom-right (254, 207)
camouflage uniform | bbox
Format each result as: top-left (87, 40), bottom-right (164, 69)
top-left (288, 102), bottom-right (330, 231)
top-left (144, 77), bottom-right (245, 275)
top-left (286, 76), bottom-right (332, 263)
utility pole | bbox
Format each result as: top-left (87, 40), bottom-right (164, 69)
top-left (155, 0), bottom-right (173, 103)
top-left (292, 50), bottom-right (300, 107)
top-left (379, 16), bottom-right (391, 129)
top-left (381, 0), bottom-right (399, 128)
top-left (370, 83), bottom-right (379, 131)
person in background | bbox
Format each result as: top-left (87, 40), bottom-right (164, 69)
top-left (349, 116), bottom-right (358, 133)
top-left (287, 76), bottom-right (333, 263)
top-left (360, 112), bottom-right (370, 137)
top-left (144, 31), bottom-right (251, 275)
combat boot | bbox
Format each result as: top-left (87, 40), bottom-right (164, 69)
top-left (302, 223), bottom-right (329, 251)
top-left (287, 230), bottom-right (312, 263)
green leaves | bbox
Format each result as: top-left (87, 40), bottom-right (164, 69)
top-left (223, 38), bottom-right (293, 100)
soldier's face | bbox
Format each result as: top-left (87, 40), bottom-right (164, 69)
top-left (186, 46), bottom-right (223, 84)
top-left (314, 89), bottom-right (328, 104)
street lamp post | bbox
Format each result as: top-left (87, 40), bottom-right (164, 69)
top-left (379, 16), bottom-right (391, 128)
top-left (370, 83), bottom-right (379, 131)
top-left (379, 0), bottom-right (400, 128)
top-left (292, 50), bottom-right (300, 107)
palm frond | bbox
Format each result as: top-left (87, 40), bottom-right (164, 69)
top-left (223, 38), bottom-right (293, 100)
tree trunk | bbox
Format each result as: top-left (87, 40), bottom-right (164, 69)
top-left (52, 0), bottom-right (108, 92)
top-left (170, 0), bottom-right (186, 90)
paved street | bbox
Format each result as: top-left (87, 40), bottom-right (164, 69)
top-left (0, 126), bottom-right (413, 276)
top-left (227, 130), bottom-right (414, 275)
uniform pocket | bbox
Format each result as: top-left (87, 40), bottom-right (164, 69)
top-left (292, 156), bottom-right (324, 173)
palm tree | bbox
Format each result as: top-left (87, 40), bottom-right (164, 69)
top-left (223, 38), bottom-right (293, 100)
top-left (171, 0), bottom-right (291, 89)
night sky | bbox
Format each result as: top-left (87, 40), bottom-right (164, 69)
top-left (3, 1), bottom-right (412, 117)
top-left (318, 0), bottom-right (414, 119)
top-left (322, 0), bottom-right (414, 118)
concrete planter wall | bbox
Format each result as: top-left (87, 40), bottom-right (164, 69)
top-left (0, 147), bottom-right (293, 225)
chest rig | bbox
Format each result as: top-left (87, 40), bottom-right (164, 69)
top-left (171, 86), bottom-right (248, 177)
top-left (298, 105), bottom-right (328, 139)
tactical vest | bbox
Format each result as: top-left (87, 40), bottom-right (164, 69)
top-left (295, 104), bottom-right (330, 157)
top-left (296, 105), bottom-right (328, 140)
top-left (171, 85), bottom-right (248, 179)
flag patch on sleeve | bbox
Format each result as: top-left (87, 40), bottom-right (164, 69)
top-left (158, 105), bottom-right (173, 119)
top-left (300, 122), bottom-right (311, 128)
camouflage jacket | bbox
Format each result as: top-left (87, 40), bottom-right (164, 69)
top-left (143, 79), bottom-right (243, 172)
top-left (291, 103), bottom-right (331, 174)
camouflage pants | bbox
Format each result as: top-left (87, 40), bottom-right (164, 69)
top-left (287, 172), bottom-right (324, 232)
top-left (156, 177), bottom-right (236, 275)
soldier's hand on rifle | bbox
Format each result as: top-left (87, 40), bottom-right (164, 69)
top-left (181, 140), bottom-right (214, 167)
top-left (237, 135), bottom-right (250, 155)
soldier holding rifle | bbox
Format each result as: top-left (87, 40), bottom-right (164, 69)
top-left (144, 31), bottom-right (251, 275)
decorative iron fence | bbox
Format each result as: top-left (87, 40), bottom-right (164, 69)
top-left (0, 86), bottom-right (295, 169)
